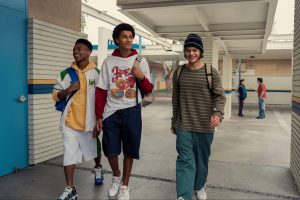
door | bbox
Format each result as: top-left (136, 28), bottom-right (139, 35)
top-left (0, 0), bottom-right (28, 176)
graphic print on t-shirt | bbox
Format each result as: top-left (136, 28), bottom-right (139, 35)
top-left (111, 65), bottom-right (136, 99)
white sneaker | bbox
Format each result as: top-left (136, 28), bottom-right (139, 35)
top-left (57, 186), bottom-right (77, 200)
top-left (118, 185), bottom-right (130, 200)
top-left (94, 167), bottom-right (104, 185)
top-left (108, 175), bottom-right (122, 199)
top-left (196, 187), bottom-right (207, 200)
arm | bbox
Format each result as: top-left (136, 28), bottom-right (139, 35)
top-left (52, 73), bottom-right (79, 101)
top-left (95, 87), bottom-right (107, 120)
top-left (57, 83), bottom-right (80, 100)
top-left (137, 78), bottom-right (153, 94)
top-left (132, 57), bottom-right (153, 94)
top-left (212, 69), bottom-right (226, 121)
top-left (95, 61), bottom-right (109, 131)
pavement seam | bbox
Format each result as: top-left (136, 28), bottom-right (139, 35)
top-left (210, 159), bottom-right (290, 169)
top-left (41, 162), bottom-right (300, 200)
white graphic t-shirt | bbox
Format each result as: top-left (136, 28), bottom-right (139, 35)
top-left (97, 54), bottom-right (151, 120)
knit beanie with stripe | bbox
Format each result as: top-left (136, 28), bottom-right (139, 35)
top-left (183, 33), bottom-right (204, 53)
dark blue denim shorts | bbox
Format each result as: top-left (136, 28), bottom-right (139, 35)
top-left (102, 104), bottom-right (142, 159)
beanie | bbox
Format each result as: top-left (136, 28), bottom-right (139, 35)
top-left (184, 34), bottom-right (204, 53)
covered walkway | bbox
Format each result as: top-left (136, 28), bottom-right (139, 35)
top-left (0, 99), bottom-right (298, 199)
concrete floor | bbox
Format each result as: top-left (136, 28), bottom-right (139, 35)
top-left (0, 98), bottom-right (299, 200)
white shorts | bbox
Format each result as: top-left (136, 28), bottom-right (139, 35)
top-left (62, 126), bottom-right (98, 166)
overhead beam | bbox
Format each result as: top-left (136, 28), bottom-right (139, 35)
top-left (82, 3), bottom-right (172, 48)
top-left (117, 0), bottom-right (266, 10)
top-left (118, 10), bottom-right (159, 37)
top-left (155, 25), bottom-right (205, 34)
top-left (194, 7), bottom-right (210, 32)
top-left (209, 22), bottom-right (266, 31)
top-left (215, 37), bottom-right (229, 54)
top-left (262, 0), bottom-right (278, 53)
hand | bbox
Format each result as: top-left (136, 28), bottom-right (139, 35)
top-left (96, 118), bottom-right (103, 132)
top-left (242, 100), bottom-right (245, 103)
top-left (210, 115), bottom-right (221, 128)
top-left (92, 127), bottom-right (100, 137)
top-left (131, 66), bottom-right (145, 80)
top-left (66, 82), bottom-right (80, 94)
top-left (171, 127), bottom-right (176, 135)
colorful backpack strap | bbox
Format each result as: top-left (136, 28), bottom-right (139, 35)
top-left (67, 67), bottom-right (79, 83)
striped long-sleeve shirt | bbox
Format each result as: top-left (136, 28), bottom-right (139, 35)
top-left (171, 65), bottom-right (226, 133)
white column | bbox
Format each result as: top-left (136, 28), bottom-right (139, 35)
top-left (222, 55), bottom-right (233, 119)
top-left (202, 36), bottom-right (219, 70)
top-left (97, 27), bottom-right (111, 68)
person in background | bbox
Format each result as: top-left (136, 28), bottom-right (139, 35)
top-left (256, 77), bottom-right (267, 119)
top-left (238, 79), bottom-right (247, 117)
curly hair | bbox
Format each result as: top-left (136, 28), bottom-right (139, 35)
top-left (112, 23), bottom-right (135, 46)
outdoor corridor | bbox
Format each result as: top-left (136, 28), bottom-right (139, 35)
top-left (0, 98), bottom-right (299, 199)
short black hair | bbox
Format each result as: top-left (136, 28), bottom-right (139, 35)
top-left (112, 23), bottom-right (135, 46)
top-left (257, 78), bottom-right (263, 83)
top-left (240, 79), bottom-right (245, 84)
top-left (75, 38), bottom-right (93, 51)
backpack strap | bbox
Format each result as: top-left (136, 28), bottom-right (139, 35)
top-left (204, 64), bottom-right (213, 96)
top-left (65, 67), bottom-right (79, 106)
top-left (134, 55), bottom-right (143, 106)
top-left (67, 67), bottom-right (79, 83)
top-left (174, 64), bottom-right (184, 82)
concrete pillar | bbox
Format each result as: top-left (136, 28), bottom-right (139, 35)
top-left (202, 36), bottom-right (219, 70)
top-left (222, 55), bottom-right (233, 119)
top-left (98, 27), bottom-right (110, 68)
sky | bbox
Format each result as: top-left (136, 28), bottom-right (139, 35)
top-left (84, 0), bottom-right (295, 44)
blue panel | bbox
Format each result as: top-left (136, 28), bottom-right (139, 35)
top-left (28, 84), bottom-right (55, 94)
top-left (0, 1), bottom-right (28, 176)
top-left (0, 0), bottom-right (25, 12)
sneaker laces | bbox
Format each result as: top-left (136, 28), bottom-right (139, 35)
top-left (59, 187), bottom-right (73, 199)
top-left (119, 185), bottom-right (129, 199)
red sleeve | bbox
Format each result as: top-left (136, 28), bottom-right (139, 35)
top-left (95, 87), bottom-right (107, 120)
top-left (138, 77), bottom-right (153, 94)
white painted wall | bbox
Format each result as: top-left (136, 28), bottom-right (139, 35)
top-left (28, 19), bottom-right (86, 165)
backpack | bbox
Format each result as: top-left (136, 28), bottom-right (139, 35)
top-left (133, 55), bottom-right (155, 107)
top-left (55, 67), bottom-right (79, 112)
top-left (175, 63), bottom-right (213, 96)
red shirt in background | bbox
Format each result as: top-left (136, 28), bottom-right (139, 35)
top-left (258, 84), bottom-right (267, 98)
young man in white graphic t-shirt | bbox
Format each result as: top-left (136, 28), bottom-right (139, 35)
top-left (95, 23), bottom-right (153, 200)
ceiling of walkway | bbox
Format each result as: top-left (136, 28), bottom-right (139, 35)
top-left (117, 0), bottom-right (279, 58)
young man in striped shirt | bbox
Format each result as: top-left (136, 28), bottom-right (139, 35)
top-left (172, 34), bottom-right (226, 200)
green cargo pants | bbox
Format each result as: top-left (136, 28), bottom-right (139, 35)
top-left (176, 129), bottom-right (214, 200)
